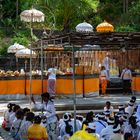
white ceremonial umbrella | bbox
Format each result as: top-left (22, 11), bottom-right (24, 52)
top-left (15, 48), bottom-right (36, 72)
top-left (76, 21), bottom-right (93, 33)
top-left (8, 43), bottom-right (25, 53)
top-left (20, 8), bottom-right (45, 22)
top-left (15, 48), bottom-right (36, 58)
top-left (8, 43), bottom-right (25, 70)
top-left (15, 48), bottom-right (36, 96)
top-left (20, 8), bottom-right (44, 104)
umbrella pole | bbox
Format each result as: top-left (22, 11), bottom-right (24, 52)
top-left (24, 59), bottom-right (27, 96)
top-left (29, 14), bottom-right (33, 110)
top-left (72, 45), bottom-right (77, 132)
top-left (41, 39), bottom-right (44, 113)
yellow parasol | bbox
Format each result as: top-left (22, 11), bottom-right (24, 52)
top-left (96, 20), bottom-right (114, 32)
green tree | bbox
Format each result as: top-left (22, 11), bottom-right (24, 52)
top-left (37, 0), bottom-right (98, 31)
top-left (128, 0), bottom-right (140, 30)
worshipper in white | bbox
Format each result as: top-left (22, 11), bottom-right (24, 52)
top-left (47, 67), bottom-right (57, 97)
top-left (59, 113), bottom-right (74, 140)
top-left (124, 116), bottom-right (140, 140)
top-left (2, 103), bottom-right (15, 131)
top-left (86, 122), bottom-right (100, 140)
top-left (104, 110), bottom-right (112, 121)
top-left (9, 104), bottom-right (20, 127)
top-left (10, 109), bottom-right (24, 140)
top-left (31, 92), bottom-right (57, 140)
top-left (58, 112), bottom-right (82, 140)
top-left (120, 66), bottom-right (132, 95)
top-left (82, 111), bottom-right (94, 128)
top-left (135, 104), bottom-right (140, 122)
top-left (125, 100), bottom-right (135, 118)
top-left (102, 52), bottom-right (111, 78)
top-left (93, 113), bottom-right (108, 135)
top-left (130, 96), bottom-right (138, 116)
top-left (104, 101), bottom-right (114, 112)
top-left (116, 105), bottom-right (125, 117)
top-left (100, 117), bottom-right (114, 140)
top-left (109, 124), bottom-right (124, 140)
top-left (104, 101), bottom-right (114, 117)
top-left (119, 114), bottom-right (129, 134)
top-left (20, 112), bottom-right (35, 140)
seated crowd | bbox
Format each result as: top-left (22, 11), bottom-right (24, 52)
top-left (1, 95), bottom-right (140, 140)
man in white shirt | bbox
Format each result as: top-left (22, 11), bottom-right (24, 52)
top-left (102, 53), bottom-right (111, 78)
top-left (31, 92), bottom-right (57, 140)
top-left (120, 66), bottom-right (132, 95)
top-left (47, 68), bottom-right (57, 97)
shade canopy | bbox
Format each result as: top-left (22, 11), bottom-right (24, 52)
top-left (8, 43), bottom-right (25, 53)
top-left (96, 20), bottom-right (114, 32)
top-left (76, 21), bottom-right (93, 33)
top-left (15, 48), bottom-right (36, 58)
top-left (20, 8), bottom-right (45, 22)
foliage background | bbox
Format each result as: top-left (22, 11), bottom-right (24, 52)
top-left (0, 0), bottom-right (140, 55)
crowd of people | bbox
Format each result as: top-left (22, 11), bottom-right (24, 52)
top-left (1, 93), bottom-right (140, 140)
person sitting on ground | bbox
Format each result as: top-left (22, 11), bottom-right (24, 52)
top-left (20, 112), bottom-right (35, 140)
top-left (119, 113), bottom-right (129, 134)
top-left (82, 111), bottom-right (94, 129)
top-left (22, 108), bottom-right (30, 121)
top-left (125, 100), bottom-right (135, 118)
top-left (104, 110), bottom-right (113, 123)
top-left (100, 117), bottom-right (115, 140)
top-left (27, 115), bottom-right (48, 140)
top-left (59, 113), bottom-right (74, 140)
top-left (116, 105), bottom-right (125, 117)
top-left (2, 103), bottom-right (15, 131)
top-left (86, 122), bottom-right (100, 140)
top-left (109, 124), bottom-right (124, 140)
top-left (131, 96), bottom-right (137, 111)
top-left (76, 115), bottom-right (84, 123)
top-left (104, 101), bottom-right (114, 116)
top-left (124, 132), bottom-right (134, 140)
top-left (10, 109), bottom-right (24, 140)
top-left (93, 113), bottom-right (108, 135)
top-left (124, 116), bottom-right (140, 140)
top-left (9, 104), bottom-right (20, 127)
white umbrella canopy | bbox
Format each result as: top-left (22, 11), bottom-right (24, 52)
top-left (15, 48), bottom-right (36, 58)
top-left (8, 43), bottom-right (25, 53)
top-left (20, 8), bottom-right (45, 22)
top-left (76, 21), bottom-right (93, 33)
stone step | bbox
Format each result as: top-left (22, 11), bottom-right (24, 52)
top-left (56, 109), bottom-right (119, 118)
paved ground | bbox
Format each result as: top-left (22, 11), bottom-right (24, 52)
top-left (0, 93), bottom-right (140, 139)
top-left (0, 93), bottom-right (140, 117)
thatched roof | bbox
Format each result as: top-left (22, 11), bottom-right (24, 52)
top-left (34, 30), bottom-right (140, 50)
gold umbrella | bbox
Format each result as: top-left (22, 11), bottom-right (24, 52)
top-left (96, 20), bottom-right (114, 32)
